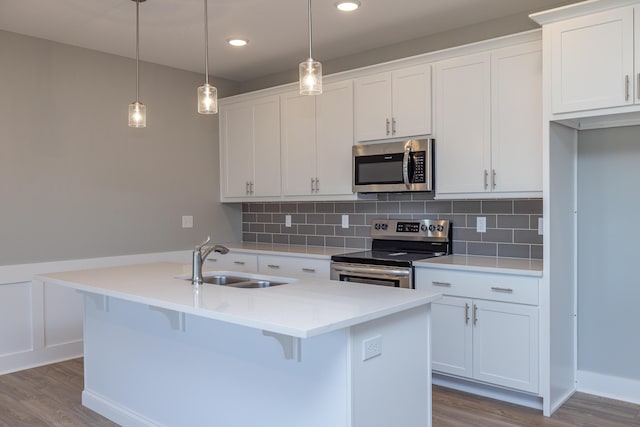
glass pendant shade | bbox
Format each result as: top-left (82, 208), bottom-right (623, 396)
top-left (198, 83), bottom-right (218, 114)
top-left (299, 58), bottom-right (322, 95)
top-left (128, 101), bottom-right (146, 128)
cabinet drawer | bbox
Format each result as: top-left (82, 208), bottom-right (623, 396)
top-left (259, 255), bottom-right (330, 279)
top-left (415, 268), bottom-right (538, 305)
top-left (205, 253), bottom-right (258, 273)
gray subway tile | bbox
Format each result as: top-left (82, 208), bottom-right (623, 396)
top-left (325, 236), bottom-right (346, 248)
top-left (453, 200), bottom-right (481, 213)
top-left (242, 213), bottom-right (257, 223)
top-left (482, 200), bottom-right (513, 214)
top-left (468, 214), bottom-right (497, 229)
top-left (265, 224), bottom-right (281, 233)
top-left (467, 242), bottom-right (497, 257)
top-left (531, 245), bottom-right (543, 260)
top-left (273, 234), bottom-right (289, 244)
top-left (280, 203), bottom-right (298, 213)
top-left (453, 227), bottom-right (481, 242)
top-left (411, 192), bottom-right (436, 201)
top-left (401, 201), bottom-right (426, 213)
top-left (289, 235), bottom-right (306, 245)
top-left (306, 213), bottom-right (325, 224)
top-left (392, 214), bottom-right (414, 220)
top-left (530, 215), bottom-right (542, 230)
top-left (355, 226), bottom-right (371, 237)
top-left (242, 203), bottom-right (250, 211)
top-left (242, 233), bottom-right (257, 242)
top-left (281, 224), bottom-right (298, 234)
top-left (334, 202), bottom-right (356, 213)
top-left (377, 201), bottom-right (400, 213)
top-left (514, 199), bottom-right (543, 214)
top-left (482, 228), bottom-right (513, 243)
top-left (249, 223), bottom-right (265, 233)
top-left (452, 240), bottom-right (467, 254)
top-left (334, 226), bottom-right (356, 236)
top-left (291, 214), bottom-right (306, 224)
top-left (325, 214), bottom-right (343, 225)
top-left (375, 193), bottom-right (388, 201)
top-left (257, 234), bottom-right (273, 243)
top-left (298, 203), bottom-right (316, 213)
top-left (426, 200), bottom-right (452, 213)
top-left (348, 214), bottom-right (366, 226)
top-left (248, 203), bottom-right (265, 213)
top-left (298, 224), bottom-right (316, 235)
top-left (386, 193), bottom-right (412, 201)
top-left (498, 244), bottom-right (530, 259)
top-left (242, 223), bottom-right (250, 232)
top-left (307, 236), bottom-right (325, 247)
top-left (345, 237), bottom-right (367, 249)
top-left (437, 214), bottom-right (466, 227)
top-left (316, 202), bottom-right (335, 213)
top-left (256, 213), bottom-right (272, 223)
top-left (514, 229), bottom-right (543, 245)
top-left (497, 215), bottom-right (530, 229)
top-left (264, 203), bottom-right (281, 213)
top-left (366, 214), bottom-right (386, 224)
top-left (316, 225), bottom-right (335, 236)
top-left (355, 202), bottom-right (377, 213)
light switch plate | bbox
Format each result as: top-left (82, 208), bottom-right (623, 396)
top-left (182, 215), bottom-right (193, 229)
top-left (341, 215), bottom-right (349, 229)
top-left (476, 216), bottom-right (486, 233)
top-left (538, 217), bottom-right (543, 235)
top-left (285, 215), bottom-right (292, 228)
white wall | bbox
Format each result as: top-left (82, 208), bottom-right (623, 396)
top-left (0, 30), bottom-right (242, 266)
top-left (577, 126), bottom-right (640, 394)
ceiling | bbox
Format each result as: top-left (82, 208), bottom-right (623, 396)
top-left (0, 0), bottom-right (575, 82)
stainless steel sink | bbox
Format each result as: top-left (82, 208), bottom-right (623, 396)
top-left (231, 280), bottom-right (287, 288)
top-left (200, 275), bottom-right (251, 285)
top-left (186, 274), bottom-right (288, 288)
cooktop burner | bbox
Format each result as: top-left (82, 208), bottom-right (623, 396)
top-left (331, 218), bottom-right (451, 267)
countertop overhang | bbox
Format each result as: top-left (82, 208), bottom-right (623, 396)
top-left (34, 262), bottom-right (441, 338)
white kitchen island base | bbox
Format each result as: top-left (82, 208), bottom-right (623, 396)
top-left (81, 295), bottom-right (431, 427)
top-left (35, 263), bottom-right (438, 427)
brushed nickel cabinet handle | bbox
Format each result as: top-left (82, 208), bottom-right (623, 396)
top-left (473, 304), bottom-right (478, 326)
top-left (234, 261), bottom-right (246, 265)
top-left (315, 178), bottom-right (319, 193)
top-left (250, 181), bottom-right (254, 194)
top-left (491, 286), bottom-right (514, 293)
top-left (386, 118), bottom-right (390, 135)
top-left (207, 258), bottom-right (218, 262)
top-left (465, 303), bottom-right (470, 325)
top-left (392, 117), bottom-right (397, 135)
top-left (432, 281), bottom-right (451, 287)
top-left (625, 75), bottom-right (630, 101)
top-left (246, 181), bottom-right (250, 195)
top-left (267, 264), bottom-right (280, 269)
top-left (492, 169), bottom-right (496, 189)
top-left (311, 177), bottom-right (315, 193)
top-left (302, 268), bottom-right (316, 273)
top-left (484, 170), bottom-right (488, 189)
top-left (637, 73), bottom-right (639, 100)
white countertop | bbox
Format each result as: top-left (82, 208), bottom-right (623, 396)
top-left (222, 242), bottom-right (355, 259)
top-left (414, 255), bottom-right (543, 277)
top-left (35, 262), bottom-right (441, 339)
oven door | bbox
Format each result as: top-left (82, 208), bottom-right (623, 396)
top-left (330, 262), bottom-right (413, 289)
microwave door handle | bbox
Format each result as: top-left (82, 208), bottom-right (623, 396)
top-left (403, 144), bottom-right (411, 189)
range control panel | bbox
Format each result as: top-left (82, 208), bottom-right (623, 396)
top-left (371, 219), bottom-right (450, 242)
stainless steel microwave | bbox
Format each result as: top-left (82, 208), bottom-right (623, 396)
top-left (353, 139), bottom-right (434, 193)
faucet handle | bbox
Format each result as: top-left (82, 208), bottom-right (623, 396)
top-left (195, 236), bottom-right (211, 252)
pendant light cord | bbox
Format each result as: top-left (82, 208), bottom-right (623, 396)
top-left (204, 0), bottom-right (209, 85)
top-left (307, 0), bottom-right (313, 60)
top-left (135, 0), bottom-right (140, 102)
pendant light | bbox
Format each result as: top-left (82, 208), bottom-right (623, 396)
top-left (299, 0), bottom-right (322, 95)
top-left (198, 0), bottom-right (218, 114)
top-left (128, 0), bottom-right (146, 128)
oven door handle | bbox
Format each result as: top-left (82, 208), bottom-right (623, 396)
top-left (402, 142), bottom-right (412, 189)
top-left (332, 265), bottom-right (411, 277)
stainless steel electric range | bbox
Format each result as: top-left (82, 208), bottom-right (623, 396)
top-left (330, 218), bottom-right (451, 289)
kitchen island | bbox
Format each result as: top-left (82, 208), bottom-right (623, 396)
top-left (34, 262), bottom-right (441, 427)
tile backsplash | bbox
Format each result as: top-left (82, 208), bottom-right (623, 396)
top-left (242, 194), bottom-right (543, 259)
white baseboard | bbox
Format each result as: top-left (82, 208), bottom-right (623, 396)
top-left (83, 389), bottom-right (161, 427)
top-left (577, 370), bottom-right (640, 405)
top-left (0, 341), bottom-right (83, 376)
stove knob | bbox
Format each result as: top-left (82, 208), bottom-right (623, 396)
top-left (374, 223), bottom-right (381, 230)
top-left (382, 224), bottom-right (388, 230)
top-left (428, 224), bottom-right (436, 232)
top-left (437, 225), bottom-right (444, 232)
top-left (421, 224), bottom-right (428, 231)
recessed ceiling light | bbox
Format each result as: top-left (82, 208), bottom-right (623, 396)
top-left (336, 1), bottom-right (361, 12)
top-left (227, 38), bottom-right (248, 47)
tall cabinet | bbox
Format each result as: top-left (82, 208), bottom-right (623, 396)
top-left (280, 81), bottom-right (354, 197)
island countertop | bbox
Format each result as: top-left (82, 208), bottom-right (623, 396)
top-left (34, 262), bottom-right (441, 339)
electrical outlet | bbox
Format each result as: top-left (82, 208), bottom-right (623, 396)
top-left (476, 216), bottom-right (486, 233)
top-left (362, 335), bottom-right (382, 361)
top-left (342, 214), bottom-right (349, 229)
top-left (285, 215), bottom-right (292, 227)
top-left (182, 215), bottom-right (193, 229)
top-left (538, 217), bottom-right (544, 235)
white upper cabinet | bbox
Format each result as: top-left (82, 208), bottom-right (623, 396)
top-left (281, 80), bottom-right (354, 198)
top-left (550, 7), bottom-right (634, 113)
top-left (435, 42), bottom-right (542, 198)
top-left (219, 95), bottom-right (281, 201)
top-left (355, 64), bottom-right (432, 142)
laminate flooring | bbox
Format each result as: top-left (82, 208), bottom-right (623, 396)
top-left (0, 358), bottom-right (638, 426)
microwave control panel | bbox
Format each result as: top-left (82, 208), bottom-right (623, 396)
top-left (412, 151), bottom-right (426, 183)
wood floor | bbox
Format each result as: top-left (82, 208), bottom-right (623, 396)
top-left (0, 358), bottom-right (638, 426)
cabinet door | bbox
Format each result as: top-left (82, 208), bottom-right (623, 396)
top-left (551, 7), bottom-right (634, 113)
top-left (259, 255), bottom-right (330, 279)
top-left (252, 96), bottom-right (282, 197)
top-left (392, 64), bottom-right (432, 138)
top-left (491, 42), bottom-right (542, 193)
top-left (355, 72), bottom-right (392, 141)
top-left (431, 296), bottom-right (473, 378)
top-left (435, 53), bottom-right (491, 195)
top-left (220, 102), bottom-right (254, 198)
top-left (281, 91), bottom-right (317, 196)
top-left (635, 8), bottom-right (640, 104)
top-left (205, 253), bottom-right (258, 273)
top-left (472, 300), bottom-right (539, 393)
top-left (316, 81), bottom-right (354, 196)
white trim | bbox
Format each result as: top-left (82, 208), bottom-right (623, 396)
top-left (83, 389), bottom-right (162, 427)
top-left (577, 370), bottom-right (640, 405)
top-left (530, 0), bottom-right (639, 25)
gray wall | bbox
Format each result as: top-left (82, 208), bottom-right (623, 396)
top-left (577, 126), bottom-right (640, 381)
top-left (239, 12), bottom-right (546, 93)
top-left (0, 30), bottom-right (242, 266)
top-left (242, 196), bottom-right (543, 259)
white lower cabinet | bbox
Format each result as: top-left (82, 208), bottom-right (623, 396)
top-left (416, 268), bottom-right (539, 394)
top-left (205, 253), bottom-right (258, 273)
top-left (258, 255), bottom-right (329, 279)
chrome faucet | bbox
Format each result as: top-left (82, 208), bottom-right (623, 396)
top-left (192, 236), bottom-right (229, 285)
